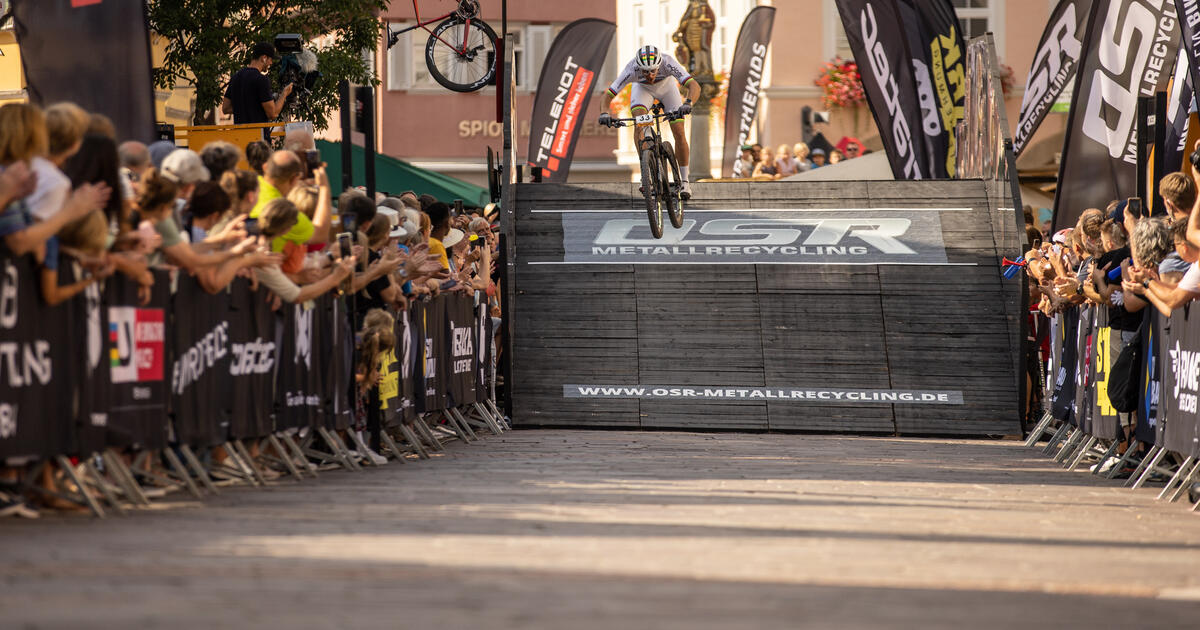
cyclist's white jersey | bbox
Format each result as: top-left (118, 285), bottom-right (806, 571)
top-left (605, 52), bottom-right (696, 100)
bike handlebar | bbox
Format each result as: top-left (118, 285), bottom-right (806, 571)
top-left (603, 110), bottom-right (687, 128)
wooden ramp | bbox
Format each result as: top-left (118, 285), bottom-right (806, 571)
top-left (510, 180), bottom-right (1024, 436)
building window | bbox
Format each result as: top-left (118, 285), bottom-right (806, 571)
top-left (386, 23), bottom-right (412, 90)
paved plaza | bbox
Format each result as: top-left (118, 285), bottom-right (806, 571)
top-left (3, 430), bottom-right (1200, 628)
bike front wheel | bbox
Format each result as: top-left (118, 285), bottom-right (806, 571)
top-left (639, 145), bottom-right (664, 239)
top-left (426, 17), bottom-right (498, 93)
top-left (661, 141), bottom-right (683, 229)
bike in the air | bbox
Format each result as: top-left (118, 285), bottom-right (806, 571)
top-left (603, 103), bottom-right (687, 239)
top-left (387, 0), bottom-right (498, 93)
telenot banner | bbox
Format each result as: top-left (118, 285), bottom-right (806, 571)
top-left (1053, 0), bottom-right (1180, 231)
top-left (721, 6), bottom-right (776, 178)
top-left (12, 0), bottom-right (156, 143)
top-left (526, 19), bottom-right (616, 182)
top-left (895, 0), bottom-right (967, 178)
top-left (835, 0), bottom-right (932, 180)
top-left (1013, 0), bottom-right (1093, 156)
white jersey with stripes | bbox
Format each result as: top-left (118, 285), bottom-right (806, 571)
top-left (605, 52), bottom-right (694, 97)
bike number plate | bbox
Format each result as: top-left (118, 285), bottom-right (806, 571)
top-left (634, 114), bottom-right (654, 127)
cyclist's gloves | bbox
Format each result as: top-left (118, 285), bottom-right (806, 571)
top-left (677, 100), bottom-right (693, 116)
top-left (598, 112), bottom-right (613, 127)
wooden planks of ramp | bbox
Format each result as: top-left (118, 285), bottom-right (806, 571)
top-left (510, 180), bottom-right (1023, 436)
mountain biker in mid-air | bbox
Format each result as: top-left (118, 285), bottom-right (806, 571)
top-left (599, 45), bottom-right (701, 199)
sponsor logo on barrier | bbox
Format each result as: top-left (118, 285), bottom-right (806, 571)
top-left (565, 385), bottom-right (964, 404)
top-left (109, 306), bottom-right (164, 384)
top-left (230, 339), bottom-right (275, 376)
top-left (294, 306), bottom-right (313, 369)
top-left (451, 320), bottom-right (474, 375)
top-left (0, 403), bottom-right (15, 439)
top-left (1170, 340), bottom-right (1200, 413)
top-left (171, 321), bottom-right (229, 395)
top-left (1082, 0), bottom-right (1177, 163)
top-left (557, 209), bottom-right (951, 264)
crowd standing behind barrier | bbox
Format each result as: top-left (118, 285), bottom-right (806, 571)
top-left (1023, 157), bottom-right (1200, 509)
top-left (0, 99), bottom-right (508, 518)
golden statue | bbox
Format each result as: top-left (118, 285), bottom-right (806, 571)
top-left (672, 0), bottom-right (716, 78)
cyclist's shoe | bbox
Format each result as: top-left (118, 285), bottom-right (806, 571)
top-left (679, 180), bottom-right (692, 200)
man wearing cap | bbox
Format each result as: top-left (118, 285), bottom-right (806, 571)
top-left (222, 42), bottom-right (293, 125)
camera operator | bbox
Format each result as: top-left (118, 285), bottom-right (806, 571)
top-left (222, 42), bottom-right (293, 124)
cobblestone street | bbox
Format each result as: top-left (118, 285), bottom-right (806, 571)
top-left (3, 430), bottom-right (1200, 629)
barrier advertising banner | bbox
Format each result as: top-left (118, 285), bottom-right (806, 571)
top-left (276, 300), bottom-right (325, 430)
top-left (835, 0), bottom-right (932, 179)
top-left (722, 6), bottom-right (777, 178)
top-left (227, 279), bottom-right (277, 440)
top-left (526, 19), bottom-right (616, 182)
top-left (896, 0), bottom-right (966, 178)
top-left (1014, 0), bottom-right (1093, 156)
top-left (171, 274), bottom-right (233, 448)
top-left (447, 296), bottom-right (477, 406)
top-left (12, 0), bottom-right (156, 143)
top-left (416, 298), bottom-right (448, 413)
top-left (1053, 0), bottom-right (1180, 231)
top-left (105, 270), bottom-right (170, 450)
top-left (0, 255), bottom-right (71, 459)
top-left (1159, 304), bottom-right (1200, 455)
top-left (1136, 310), bottom-right (1162, 445)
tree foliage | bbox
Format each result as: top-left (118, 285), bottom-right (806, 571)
top-left (148, 0), bottom-right (386, 128)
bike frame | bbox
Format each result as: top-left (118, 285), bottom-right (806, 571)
top-left (390, 0), bottom-right (480, 54)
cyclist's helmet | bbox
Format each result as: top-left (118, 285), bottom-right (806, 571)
top-left (635, 45), bottom-right (662, 74)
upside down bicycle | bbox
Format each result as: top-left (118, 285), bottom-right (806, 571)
top-left (387, 0), bottom-right (498, 93)
top-left (604, 103), bottom-right (686, 239)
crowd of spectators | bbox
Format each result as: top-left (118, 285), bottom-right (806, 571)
top-left (0, 98), bottom-right (504, 517)
top-left (1021, 149), bottom-right (1200, 470)
top-left (732, 135), bottom-right (868, 180)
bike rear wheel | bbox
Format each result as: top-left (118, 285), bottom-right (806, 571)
top-left (426, 17), bottom-right (498, 93)
top-left (661, 141), bottom-right (684, 229)
top-left (639, 145), bottom-right (664, 239)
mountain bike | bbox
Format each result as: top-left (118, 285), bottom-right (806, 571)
top-left (605, 103), bottom-right (685, 239)
top-left (387, 0), bottom-right (498, 93)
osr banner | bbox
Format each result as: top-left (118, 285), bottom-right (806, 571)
top-left (896, 0), bottom-right (967, 178)
top-left (1053, 0), bottom-right (1180, 231)
top-left (722, 6), bottom-right (776, 178)
top-left (12, 0), bottom-right (156, 143)
top-left (835, 0), bottom-right (933, 180)
top-left (526, 19), bottom-right (616, 182)
top-left (1014, 0), bottom-right (1093, 156)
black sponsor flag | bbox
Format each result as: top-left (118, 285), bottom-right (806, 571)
top-left (1176, 0), bottom-right (1200, 113)
top-left (526, 19), bottom-right (616, 182)
top-left (12, 0), bottom-right (156, 143)
top-left (721, 7), bottom-right (776, 178)
top-left (1014, 0), bottom-right (1093, 156)
top-left (1165, 46), bottom-right (1194, 175)
top-left (1053, 0), bottom-right (1180, 231)
top-left (896, 0), bottom-right (966, 178)
top-left (835, 0), bottom-right (933, 179)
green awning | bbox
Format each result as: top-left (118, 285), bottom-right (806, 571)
top-left (317, 140), bottom-right (489, 207)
